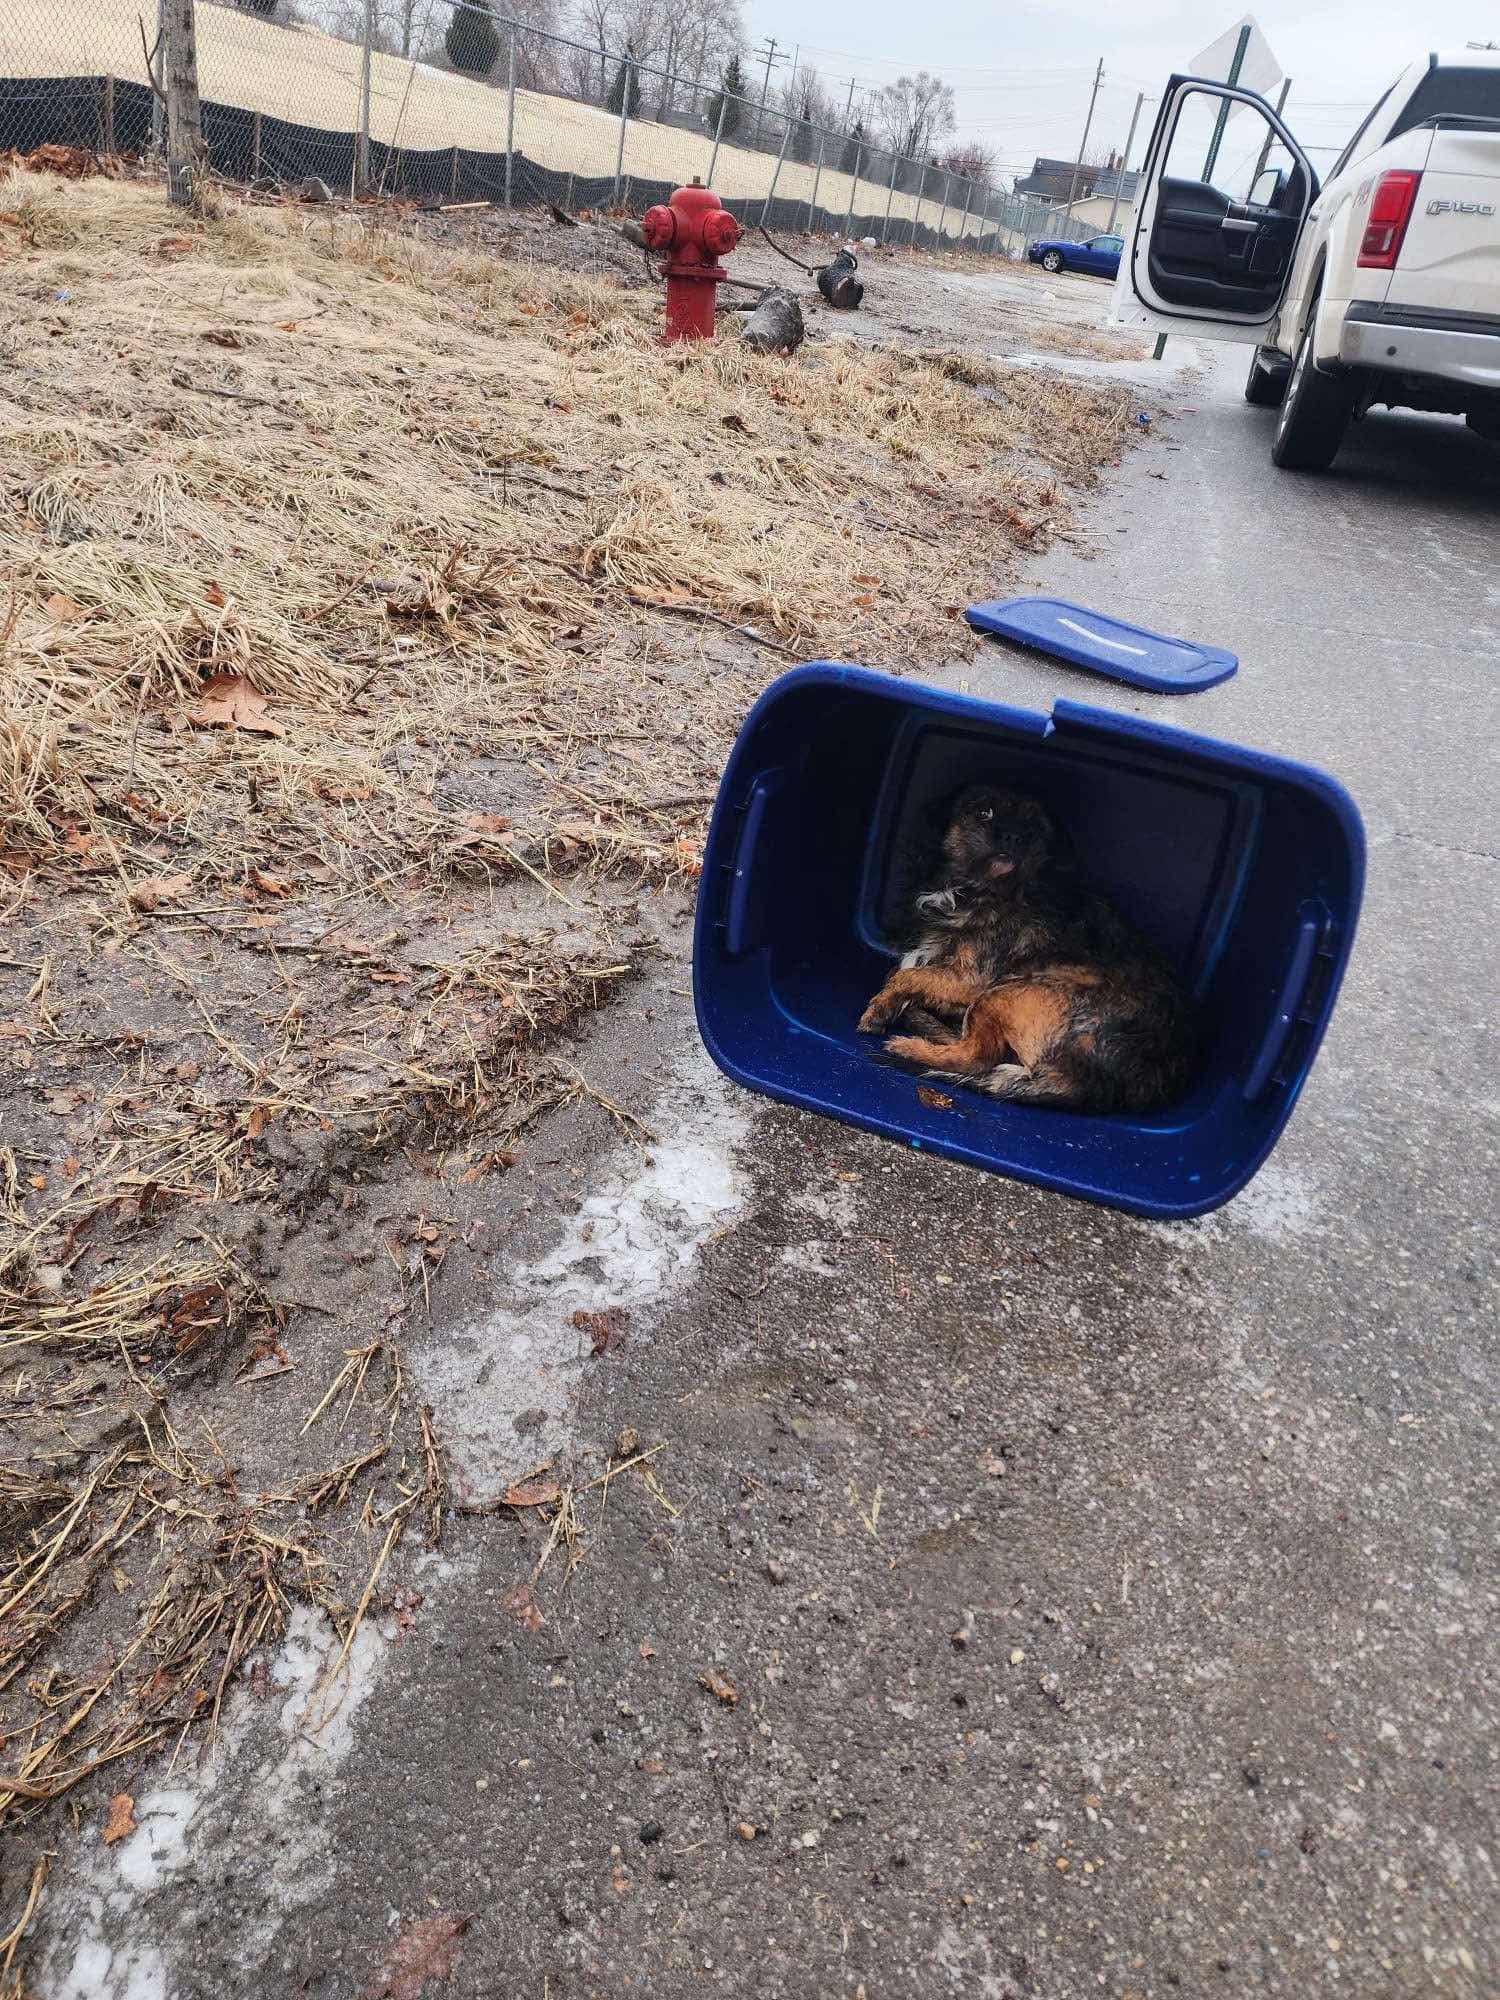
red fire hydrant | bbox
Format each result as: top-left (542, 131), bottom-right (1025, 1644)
top-left (639, 178), bottom-right (741, 344)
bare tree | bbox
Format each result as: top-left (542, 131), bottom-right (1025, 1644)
top-left (774, 64), bottom-right (836, 164)
top-left (943, 139), bottom-right (997, 185)
top-left (163, 0), bottom-right (205, 198)
top-left (876, 70), bottom-right (956, 161)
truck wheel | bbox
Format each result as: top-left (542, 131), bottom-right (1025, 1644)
top-left (1244, 346), bottom-right (1288, 408)
top-left (1041, 250), bottom-right (1063, 273)
top-left (1271, 319), bottom-right (1352, 471)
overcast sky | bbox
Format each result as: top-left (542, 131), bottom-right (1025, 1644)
top-left (742, 3), bottom-right (1494, 174)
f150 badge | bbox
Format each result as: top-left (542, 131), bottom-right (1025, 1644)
top-left (1426, 198), bottom-right (1496, 217)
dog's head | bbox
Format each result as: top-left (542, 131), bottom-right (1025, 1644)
top-left (941, 787), bottom-right (1071, 886)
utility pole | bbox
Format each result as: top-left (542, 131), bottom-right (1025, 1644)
top-left (841, 77), bottom-right (856, 130)
top-left (752, 36), bottom-right (786, 146)
top-left (163, 0), bottom-right (204, 204)
top-left (1064, 57), bottom-right (1104, 214)
top-left (1104, 90), bottom-right (1144, 234)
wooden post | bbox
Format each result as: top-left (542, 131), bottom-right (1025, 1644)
top-left (99, 74), bottom-right (115, 157)
top-left (450, 145), bottom-right (460, 200)
top-left (163, 0), bottom-right (205, 205)
top-left (252, 111), bottom-right (262, 180)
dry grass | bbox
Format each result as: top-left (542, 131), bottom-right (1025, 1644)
top-left (0, 178), bottom-right (1128, 884)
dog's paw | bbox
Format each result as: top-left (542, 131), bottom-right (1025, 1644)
top-left (858, 997), bottom-right (894, 1034)
top-left (881, 1034), bottom-right (929, 1064)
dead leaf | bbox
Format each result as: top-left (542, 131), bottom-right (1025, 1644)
top-left (320, 779), bottom-right (372, 802)
top-left (63, 825), bottom-right (112, 872)
top-left (202, 328), bottom-right (245, 350)
top-left (249, 1657), bottom-right (270, 1701)
top-left (366, 1914), bottom-right (469, 2000)
top-left (501, 1581), bottom-right (544, 1632)
top-left (916, 1085), bottom-right (955, 1110)
top-left (28, 1172), bottom-right (47, 1191)
top-left (502, 1480), bottom-right (561, 1509)
top-left (127, 871), bottom-right (192, 912)
top-left (636, 1756), bottom-right (665, 1775)
top-left (250, 869), bottom-right (293, 898)
top-left (699, 1669), bottom-right (739, 1707)
top-left (626, 584), bottom-right (691, 607)
top-left (155, 235), bottom-right (193, 257)
top-left (166, 1282), bottom-right (229, 1356)
top-left (44, 591), bottom-right (86, 622)
top-left (276, 320), bottom-right (300, 333)
top-left (736, 1821), bottom-right (759, 1840)
top-left (119, 790), bottom-right (168, 822)
top-left (572, 1305), bottom-right (629, 1356)
top-left (639, 1638), bottom-right (656, 1660)
top-left (245, 1106), bottom-right (271, 1139)
top-left (369, 968), bottom-right (410, 985)
top-left (187, 673), bottom-right (284, 738)
top-left (204, 582), bottom-right (227, 607)
top-left (460, 811), bottom-right (509, 835)
top-left (102, 1792), bottom-right (137, 1845)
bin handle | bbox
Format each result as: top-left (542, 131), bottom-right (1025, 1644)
top-left (1241, 914), bottom-right (1321, 1101)
top-left (722, 774), bottom-right (777, 956)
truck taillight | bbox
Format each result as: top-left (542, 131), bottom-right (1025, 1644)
top-left (1357, 170), bottom-right (1422, 269)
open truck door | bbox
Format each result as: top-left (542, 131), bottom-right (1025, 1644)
top-left (1111, 74), bottom-right (1318, 343)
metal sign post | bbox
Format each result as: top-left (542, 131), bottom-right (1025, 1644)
top-left (505, 23), bottom-right (517, 208)
top-left (1203, 23), bottom-right (1251, 182)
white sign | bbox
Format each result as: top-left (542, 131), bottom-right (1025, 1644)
top-left (1189, 15), bottom-right (1282, 96)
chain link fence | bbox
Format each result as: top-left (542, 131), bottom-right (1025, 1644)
top-left (0, 0), bottom-right (1093, 255)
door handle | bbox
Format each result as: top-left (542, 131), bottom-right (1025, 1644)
top-left (1220, 218), bottom-right (1259, 232)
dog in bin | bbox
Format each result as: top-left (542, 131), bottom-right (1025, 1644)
top-left (858, 786), bottom-right (1199, 1112)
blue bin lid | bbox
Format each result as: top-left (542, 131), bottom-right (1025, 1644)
top-left (966, 596), bottom-right (1238, 693)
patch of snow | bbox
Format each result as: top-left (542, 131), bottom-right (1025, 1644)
top-left (418, 1046), bottom-right (750, 1490)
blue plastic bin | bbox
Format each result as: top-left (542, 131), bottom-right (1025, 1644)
top-left (692, 666), bottom-right (1364, 1219)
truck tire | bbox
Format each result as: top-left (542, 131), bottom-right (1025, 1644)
top-left (1271, 317), bottom-right (1353, 471)
top-left (1244, 346), bottom-right (1288, 407)
top-left (1040, 249), bottom-right (1063, 273)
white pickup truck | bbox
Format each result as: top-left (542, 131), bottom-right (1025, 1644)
top-left (1112, 50), bottom-right (1500, 469)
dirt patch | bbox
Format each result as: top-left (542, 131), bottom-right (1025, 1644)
top-left (0, 167), bottom-right (1136, 1972)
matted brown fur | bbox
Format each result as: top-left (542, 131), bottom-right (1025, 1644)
top-left (858, 787), bottom-right (1199, 1112)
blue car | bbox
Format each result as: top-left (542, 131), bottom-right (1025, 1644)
top-left (1027, 233), bottom-right (1123, 279)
